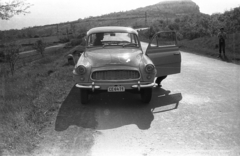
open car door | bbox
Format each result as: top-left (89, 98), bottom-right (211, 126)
top-left (146, 31), bottom-right (181, 77)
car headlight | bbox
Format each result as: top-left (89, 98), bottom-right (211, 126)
top-left (76, 65), bottom-right (86, 75)
top-left (145, 64), bottom-right (155, 73)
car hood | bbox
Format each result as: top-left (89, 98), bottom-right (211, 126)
top-left (83, 48), bottom-right (143, 67)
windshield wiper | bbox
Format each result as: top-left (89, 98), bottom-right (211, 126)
top-left (122, 43), bottom-right (138, 47)
top-left (102, 43), bottom-right (112, 48)
top-left (102, 41), bottom-right (122, 48)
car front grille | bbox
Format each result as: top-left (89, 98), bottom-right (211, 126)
top-left (91, 70), bottom-right (140, 80)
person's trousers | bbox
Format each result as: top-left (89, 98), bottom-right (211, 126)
top-left (155, 76), bottom-right (167, 85)
top-left (219, 40), bottom-right (225, 54)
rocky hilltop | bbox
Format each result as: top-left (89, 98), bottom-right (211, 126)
top-left (92, 0), bottom-right (200, 20)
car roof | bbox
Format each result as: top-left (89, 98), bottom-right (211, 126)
top-left (87, 26), bottom-right (138, 35)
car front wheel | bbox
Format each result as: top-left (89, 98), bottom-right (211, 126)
top-left (140, 88), bottom-right (152, 104)
top-left (80, 89), bottom-right (89, 104)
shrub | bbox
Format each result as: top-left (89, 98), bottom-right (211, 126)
top-left (70, 39), bottom-right (82, 46)
top-left (3, 42), bottom-right (20, 75)
top-left (33, 40), bottom-right (46, 57)
top-left (59, 37), bottom-right (70, 43)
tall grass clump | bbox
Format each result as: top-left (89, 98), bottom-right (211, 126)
top-left (0, 66), bottom-right (46, 154)
top-left (0, 47), bottom-right (74, 155)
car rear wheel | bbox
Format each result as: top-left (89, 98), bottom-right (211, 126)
top-left (140, 88), bottom-right (152, 104)
top-left (80, 89), bottom-right (89, 104)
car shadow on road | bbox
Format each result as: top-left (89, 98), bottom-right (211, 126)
top-left (55, 86), bottom-right (182, 131)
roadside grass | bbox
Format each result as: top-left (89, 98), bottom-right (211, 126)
top-left (179, 33), bottom-right (240, 64)
top-left (139, 32), bottom-right (240, 65)
top-left (0, 47), bottom-right (74, 155)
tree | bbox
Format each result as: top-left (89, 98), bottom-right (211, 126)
top-left (3, 42), bottom-right (20, 75)
top-left (70, 23), bottom-right (76, 37)
top-left (0, 0), bottom-right (31, 20)
top-left (33, 39), bottom-right (46, 57)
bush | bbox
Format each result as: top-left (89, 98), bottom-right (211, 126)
top-left (0, 50), bottom-right (5, 62)
top-left (59, 37), bottom-right (70, 43)
top-left (70, 38), bottom-right (82, 46)
top-left (3, 43), bottom-right (20, 75)
top-left (33, 40), bottom-right (46, 57)
top-left (77, 33), bottom-right (86, 39)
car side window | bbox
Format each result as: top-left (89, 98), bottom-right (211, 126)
top-left (130, 34), bottom-right (137, 44)
top-left (87, 34), bottom-right (95, 47)
top-left (150, 32), bottom-right (176, 47)
top-left (133, 34), bottom-right (139, 45)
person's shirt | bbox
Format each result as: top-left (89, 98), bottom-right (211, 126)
top-left (93, 38), bottom-right (103, 46)
top-left (217, 31), bottom-right (227, 42)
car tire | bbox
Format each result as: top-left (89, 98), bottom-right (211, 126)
top-left (68, 58), bottom-right (74, 65)
top-left (140, 88), bottom-right (152, 104)
top-left (80, 89), bottom-right (89, 104)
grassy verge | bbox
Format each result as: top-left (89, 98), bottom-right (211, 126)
top-left (0, 47), bottom-right (74, 155)
top-left (178, 33), bottom-right (240, 65)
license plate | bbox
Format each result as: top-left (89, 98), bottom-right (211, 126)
top-left (108, 86), bottom-right (125, 92)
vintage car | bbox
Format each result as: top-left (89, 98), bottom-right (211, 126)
top-left (72, 26), bottom-right (181, 104)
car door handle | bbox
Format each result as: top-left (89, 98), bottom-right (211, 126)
top-left (174, 52), bottom-right (180, 55)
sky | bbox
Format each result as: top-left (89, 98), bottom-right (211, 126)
top-left (0, 0), bottom-right (239, 30)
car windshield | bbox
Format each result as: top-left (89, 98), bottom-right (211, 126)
top-left (87, 32), bottom-right (140, 48)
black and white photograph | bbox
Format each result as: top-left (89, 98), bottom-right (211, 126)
top-left (0, 0), bottom-right (240, 155)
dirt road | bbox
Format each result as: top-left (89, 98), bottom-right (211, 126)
top-left (20, 44), bottom-right (66, 55)
top-left (30, 42), bottom-right (240, 156)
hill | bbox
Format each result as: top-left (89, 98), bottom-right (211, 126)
top-left (85, 0), bottom-right (200, 27)
top-left (0, 0), bottom-right (200, 41)
top-left (100, 0), bottom-right (199, 18)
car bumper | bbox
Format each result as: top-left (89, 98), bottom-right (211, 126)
top-left (75, 78), bottom-right (157, 91)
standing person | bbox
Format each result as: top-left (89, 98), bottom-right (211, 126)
top-left (217, 27), bottom-right (227, 57)
top-left (93, 33), bottom-right (104, 46)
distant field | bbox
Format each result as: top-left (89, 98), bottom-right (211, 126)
top-left (0, 35), bottom-right (68, 52)
top-left (16, 36), bottom-right (58, 45)
top-left (16, 34), bottom-right (70, 45)
top-left (0, 35), bottom-right (68, 46)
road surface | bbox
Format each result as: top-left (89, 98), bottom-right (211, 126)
top-left (19, 43), bottom-right (66, 55)
top-left (32, 42), bottom-right (240, 156)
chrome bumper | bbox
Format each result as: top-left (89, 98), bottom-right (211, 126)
top-left (131, 77), bottom-right (158, 91)
top-left (131, 81), bottom-right (157, 91)
top-left (76, 82), bottom-right (100, 92)
top-left (75, 78), bottom-right (157, 92)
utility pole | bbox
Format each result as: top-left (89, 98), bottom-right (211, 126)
top-left (0, 66), bottom-right (5, 102)
top-left (145, 12), bottom-right (147, 27)
top-left (56, 24), bottom-right (59, 39)
top-left (70, 23), bottom-right (74, 37)
top-left (66, 27), bottom-right (69, 40)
